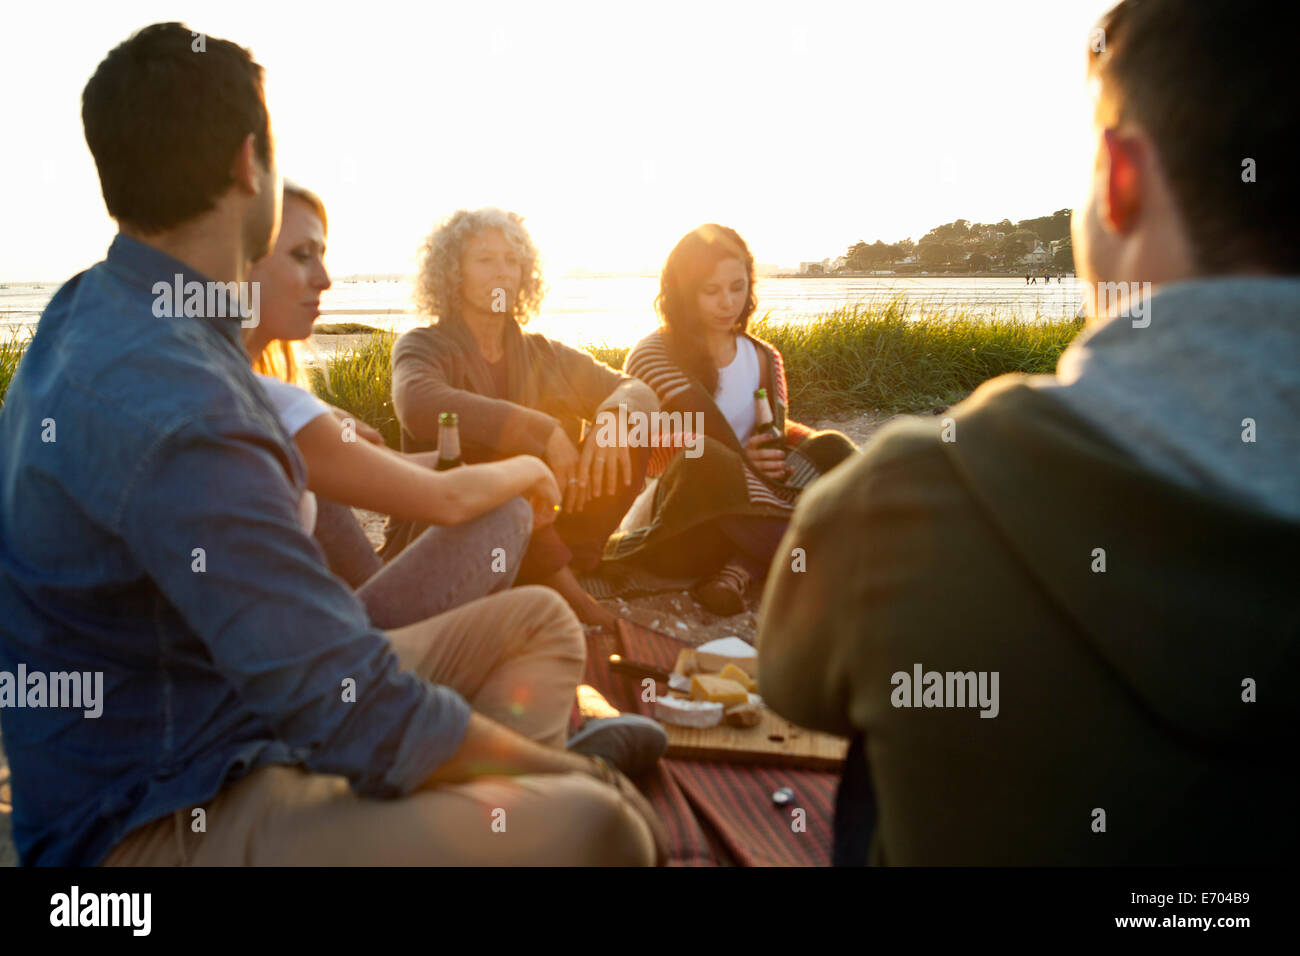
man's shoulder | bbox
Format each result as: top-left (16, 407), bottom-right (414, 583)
top-left (796, 373), bottom-right (1071, 521)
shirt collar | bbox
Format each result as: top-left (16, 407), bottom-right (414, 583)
top-left (102, 233), bottom-right (248, 348)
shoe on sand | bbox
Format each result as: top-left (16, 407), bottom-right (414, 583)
top-left (567, 715), bottom-right (668, 777)
top-left (692, 562), bottom-right (750, 616)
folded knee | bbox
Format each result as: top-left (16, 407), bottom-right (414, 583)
top-left (513, 585), bottom-right (584, 657)
top-left (567, 779), bottom-right (658, 866)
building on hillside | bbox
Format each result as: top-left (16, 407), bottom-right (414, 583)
top-left (1020, 243), bottom-right (1053, 268)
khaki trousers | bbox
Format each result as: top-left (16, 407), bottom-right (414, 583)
top-left (101, 586), bottom-right (656, 866)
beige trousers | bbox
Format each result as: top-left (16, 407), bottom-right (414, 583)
top-left (101, 586), bottom-right (656, 866)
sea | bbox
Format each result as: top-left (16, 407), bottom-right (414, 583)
top-left (2, 274), bottom-right (1085, 349)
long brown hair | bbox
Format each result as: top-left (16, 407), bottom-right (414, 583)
top-left (655, 224), bottom-right (757, 395)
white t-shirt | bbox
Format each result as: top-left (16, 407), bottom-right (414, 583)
top-left (256, 373), bottom-right (332, 534)
top-left (714, 336), bottom-right (761, 443)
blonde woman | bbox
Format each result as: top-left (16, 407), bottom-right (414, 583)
top-left (243, 184), bottom-right (562, 628)
top-left (386, 208), bottom-right (660, 630)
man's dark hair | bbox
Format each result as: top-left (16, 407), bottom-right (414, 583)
top-left (82, 22), bottom-right (272, 233)
top-left (1089, 0), bottom-right (1297, 274)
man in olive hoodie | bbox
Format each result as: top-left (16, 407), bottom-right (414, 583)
top-left (757, 0), bottom-right (1298, 865)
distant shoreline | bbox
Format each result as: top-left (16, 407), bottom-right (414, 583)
top-left (771, 272), bottom-right (1077, 280)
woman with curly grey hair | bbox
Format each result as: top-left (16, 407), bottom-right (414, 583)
top-left (384, 208), bottom-right (660, 629)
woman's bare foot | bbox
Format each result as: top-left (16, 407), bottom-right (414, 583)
top-left (542, 565), bottom-right (621, 631)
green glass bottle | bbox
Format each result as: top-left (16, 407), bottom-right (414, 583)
top-left (435, 412), bottom-right (463, 470)
top-left (753, 388), bottom-right (784, 450)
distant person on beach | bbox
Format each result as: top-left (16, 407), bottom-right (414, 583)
top-left (243, 181), bottom-right (560, 628)
top-left (0, 22), bottom-right (667, 866)
top-left (759, 0), bottom-right (1298, 865)
top-left (385, 208), bottom-right (660, 632)
top-left (609, 225), bottom-right (857, 615)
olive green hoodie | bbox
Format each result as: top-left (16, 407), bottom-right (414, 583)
top-left (757, 278), bottom-right (1300, 864)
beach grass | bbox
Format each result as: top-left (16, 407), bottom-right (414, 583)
top-left (1, 302), bottom-right (1085, 435)
top-left (753, 299), bottom-right (1084, 416)
top-left (0, 327), bottom-right (31, 409)
top-left (303, 330), bottom-right (402, 448)
top-left (588, 299), bottom-right (1083, 418)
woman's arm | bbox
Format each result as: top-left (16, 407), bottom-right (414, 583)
top-left (293, 411), bottom-right (560, 527)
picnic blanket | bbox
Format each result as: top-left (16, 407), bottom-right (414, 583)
top-left (572, 620), bottom-right (839, 867)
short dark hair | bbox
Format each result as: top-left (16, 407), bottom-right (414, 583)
top-left (82, 22), bottom-right (272, 233)
top-left (1088, 0), bottom-right (1298, 274)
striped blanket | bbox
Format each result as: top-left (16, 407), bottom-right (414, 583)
top-left (571, 621), bottom-right (838, 866)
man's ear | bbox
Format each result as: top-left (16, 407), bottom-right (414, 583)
top-left (1101, 128), bottom-right (1143, 234)
top-left (229, 132), bottom-right (261, 196)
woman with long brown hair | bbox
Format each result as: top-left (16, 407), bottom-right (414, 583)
top-left (604, 224), bottom-right (857, 614)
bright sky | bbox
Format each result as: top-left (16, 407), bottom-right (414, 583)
top-left (0, 0), bottom-right (1113, 281)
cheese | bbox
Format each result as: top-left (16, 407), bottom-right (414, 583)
top-left (724, 700), bottom-right (763, 728)
top-left (718, 663), bottom-right (757, 692)
top-left (694, 636), bottom-right (758, 678)
top-left (689, 674), bottom-right (750, 707)
top-left (673, 648), bottom-right (699, 676)
top-left (654, 696), bottom-right (724, 728)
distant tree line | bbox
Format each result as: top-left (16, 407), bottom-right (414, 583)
top-left (838, 208), bottom-right (1075, 274)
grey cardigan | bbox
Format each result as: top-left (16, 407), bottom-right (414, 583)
top-left (390, 313), bottom-right (658, 461)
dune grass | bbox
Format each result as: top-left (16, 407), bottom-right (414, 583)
top-left (1, 326), bottom-right (31, 409)
top-left (304, 330), bottom-right (402, 448)
top-left (753, 300), bottom-right (1084, 416)
top-left (1, 302), bottom-right (1085, 440)
top-left (588, 299), bottom-right (1083, 418)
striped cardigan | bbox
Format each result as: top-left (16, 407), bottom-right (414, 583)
top-left (624, 329), bottom-right (815, 511)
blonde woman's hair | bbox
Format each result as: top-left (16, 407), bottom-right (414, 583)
top-left (414, 207), bottom-right (545, 323)
top-left (251, 179), bottom-right (328, 386)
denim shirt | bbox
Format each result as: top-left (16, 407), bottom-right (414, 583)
top-left (0, 235), bottom-right (472, 865)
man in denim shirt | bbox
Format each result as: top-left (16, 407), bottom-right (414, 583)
top-left (0, 22), bottom-right (664, 866)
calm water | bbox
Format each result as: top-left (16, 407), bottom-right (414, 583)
top-left (2, 275), bottom-right (1084, 349)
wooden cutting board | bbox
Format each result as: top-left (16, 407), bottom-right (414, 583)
top-left (609, 618), bottom-right (847, 770)
top-left (660, 701), bottom-right (847, 770)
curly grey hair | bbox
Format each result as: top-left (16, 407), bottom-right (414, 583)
top-left (413, 207), bottom-right (545, 323)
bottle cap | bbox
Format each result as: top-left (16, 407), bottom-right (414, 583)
top-left (439, 412), bottom-right (459, 426)
top-left (753, 388), bottom-right (767, 399)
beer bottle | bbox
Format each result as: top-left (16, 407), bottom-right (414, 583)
top-left (753, 388), bottom-right (784, 450)
top-left (435, 412), bottom-right (463, 470)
